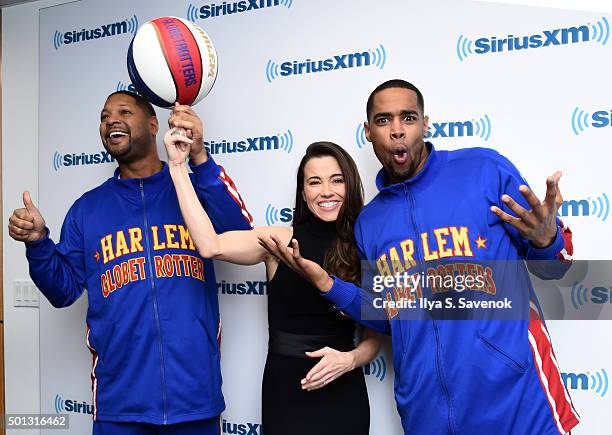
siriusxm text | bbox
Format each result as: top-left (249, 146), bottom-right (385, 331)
top-left (197, 0), bottom-right (280, 19)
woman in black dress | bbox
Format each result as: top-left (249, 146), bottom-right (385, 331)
top-left (165, 134), bottom-right (380, 435)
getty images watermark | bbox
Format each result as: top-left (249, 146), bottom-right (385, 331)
top-left (369, 263), bottom-right (513, 315)
top-left (356, 260), bottom-right (612, 321)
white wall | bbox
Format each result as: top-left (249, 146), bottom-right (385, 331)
top-left (2, 1), bottom-right (72, 434)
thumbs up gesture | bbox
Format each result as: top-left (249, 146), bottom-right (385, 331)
top-left (8, 191), bottom-right (47, 243)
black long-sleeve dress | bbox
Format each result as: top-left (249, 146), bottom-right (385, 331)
top-left (261, 217), bottom-right (370, 434)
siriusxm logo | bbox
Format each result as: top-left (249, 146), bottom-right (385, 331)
top-left (562, 369), bottom-right (608, 398)
top-left (187, 0), bottom-right (292, 21)
top-left (205, 130), bottom-right (293, 155)
top-left (116, 81), bottom-right (140, 95)
top-left (571, 107), bottom-right (612, 135)
top-left (265, 204), bottom-right (293, 225)
top-left (456, 16), bottom-right (609, 61)
top-left (266, 44), bottom-right (387, 82)
top-left (355, 114), bottom-right (492, 148)
top-left (363, 355), bottom-right (386, 381)
top-left (559, 193), bottom-right (609, 222)
top-left (53, 15), bottom-right (138, 50)
top-left (222, 419), bottom-right (262, 435)
top-left (217, 280), bottom-right (267, 296)
top-left (54, 394), bottom-right (93, 415)
top-left (571, 281), bottom-right (612, 310)
top-left (53, 151), bottom-right (116, 171)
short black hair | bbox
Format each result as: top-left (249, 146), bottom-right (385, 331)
top-left (107, 90), bottom-right (157, 118)
top-left (366, 79), bottom-right (424, 120)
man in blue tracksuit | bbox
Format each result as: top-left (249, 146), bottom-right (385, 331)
top-left (8, 91), bottom-right (252, 435)
top-left (262, 80), bottom-right (579, 434)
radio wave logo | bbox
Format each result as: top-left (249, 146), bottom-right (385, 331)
top-left (187, 0), bottom-right (292, 22)
top-left (53, 30), bottom-right (63, 49)
top-left (126, 15), bottom-right (139, 34)
top-left (590, 369), bottom-right (609, 397)
top-left (53, 15), bottom-right (138, 50)
top-left (278, 130), bottom-right (294, 153)
top-left (560, 193), bottom-right (609, 221)
top-left (53, 152), bottom-right (63, 171)
top-left (54, 394), bottom-right (65, 413)
top-left (266, 44), bottom-right (387, 83)
top-left (590, 16), bottom-right (611, 45)
top-left (187, 4), bottom-right (199, 22)
top-left (456, 16), bottom-right (609, 61)
top-left (266, 60), bottom-right (280, 82)
top-left (364, 355), bottom-right (386, 381)
top-left (473, 114), bottom-right (492, 141)
top-left (589, 193), bottom-right (610, 221)
top-left (265, 204), bottom-right (293, 225)
top-left (571, 107), bottom-right (590, 135)
top-left (570, 281), bottom-right (589, 309)
top-left (456, 34), bottom-right (473, 62)
top-left (355, 123), bottom-right (367, 149)
top-left (369, 44), bottom-right (387, 70)
top-left (562, 369), bottom-right (609, 398)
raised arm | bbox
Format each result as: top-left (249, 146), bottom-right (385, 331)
top-left (489, 155), bottom-right (573, 279)
top-left (169, 104), bottom-right (253, 232)
top-left (257, 233), bottom-right (391, 334)
top-left (165, 128), bottom-right (291, 265)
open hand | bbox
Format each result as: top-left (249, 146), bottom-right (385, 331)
top-left (301, 346), bottom-right (356, 391)
top-left (490, 171), bottom-right (563, 248)
top-left (257, 233), bottom-right (333, 292)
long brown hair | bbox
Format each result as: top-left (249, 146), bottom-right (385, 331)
top-left (293, 142), bottom-right (364, 284)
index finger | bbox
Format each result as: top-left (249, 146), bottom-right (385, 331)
top-left (305, 359), bottom-right (327, 381)
top-left (172, 104), bottom-right (196, 116)
top-left (544, 171), bottom-right (562, 210)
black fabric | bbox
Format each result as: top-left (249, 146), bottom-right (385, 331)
top-left (262, 217), bottom-right (370, 434)
top-left (268, 328), bottom-right (355, 358)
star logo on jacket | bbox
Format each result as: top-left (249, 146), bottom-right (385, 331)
top-left (474, 236), bottom-right (487, 249)
top-left (94, 251), bottom-right (100, 262)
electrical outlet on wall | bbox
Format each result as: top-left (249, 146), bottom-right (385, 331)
top-left (13, 279), bottom-right (40, 307)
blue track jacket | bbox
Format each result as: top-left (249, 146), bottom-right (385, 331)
top-left (324, 144), bottom-right (579, 435)
top-left (25, 158), bottom-right (252, 425)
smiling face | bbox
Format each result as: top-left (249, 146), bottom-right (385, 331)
top-left (302, 155), bottom-right (346, 222)
top-left (99, 93), bottom-right (158, 163)
top-left (365, 87), bottom-right (429, 184)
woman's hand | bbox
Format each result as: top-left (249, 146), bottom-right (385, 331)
top-left (301, 346), bottom-right (357, 391)
top-left (164, 127), bottom-right (193, 167)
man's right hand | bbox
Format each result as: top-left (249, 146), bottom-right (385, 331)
top-left (8, 191), bottom-right (47, 243)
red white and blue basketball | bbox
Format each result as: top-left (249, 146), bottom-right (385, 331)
top-left (127, 16), bottom-right (218, 108)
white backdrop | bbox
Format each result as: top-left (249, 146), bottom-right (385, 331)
top-left (35, 0), bottom-right (611, 433)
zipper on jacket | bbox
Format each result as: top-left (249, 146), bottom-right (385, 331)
top-left (403, 184), bottom-right (456, 435)
top-left (140, 179), bottom-right (168, 424)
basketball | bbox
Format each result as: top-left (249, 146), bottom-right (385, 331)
top-left (127, 16), bottom-right (218, 108)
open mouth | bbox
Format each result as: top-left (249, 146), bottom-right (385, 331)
top-left (392, 147), bottom-right (408, 165)
top-left (107, 130), bottom-right (129, 145)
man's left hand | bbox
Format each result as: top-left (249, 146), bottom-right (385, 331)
top-left (490, 171), bottom-right (563, 248)
top-left (168, 103), bottom-right (207, 165)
